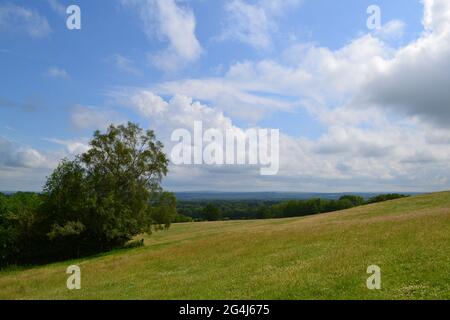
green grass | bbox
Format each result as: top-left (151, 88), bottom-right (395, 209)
top-left (1, 192), bottom-right (449, 300)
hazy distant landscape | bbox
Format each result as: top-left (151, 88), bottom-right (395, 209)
top-left (174, 192), bottom-right (422, 201)
top-left (1, 191), bottom-right (422, 200)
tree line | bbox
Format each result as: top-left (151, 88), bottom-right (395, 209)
top-left (177, 194), bottom-right (408, 221)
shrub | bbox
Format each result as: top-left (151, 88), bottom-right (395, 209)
top-left (368, 194), bottom-right (408, 204)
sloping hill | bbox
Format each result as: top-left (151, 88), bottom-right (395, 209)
top-left (0, 192), bottom-right (449, 300)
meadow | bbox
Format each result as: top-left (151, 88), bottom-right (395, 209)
top-left (0, 192), bottom-right (449, 300)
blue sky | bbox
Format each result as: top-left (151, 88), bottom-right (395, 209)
top-left (1, 0), bottom-right (450, 192)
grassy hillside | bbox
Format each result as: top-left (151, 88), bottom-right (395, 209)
top-left (0, 192), bottom-right (449, 300)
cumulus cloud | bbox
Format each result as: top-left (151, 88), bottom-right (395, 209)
top-left (0, 3), bottom-right (51, 38)
top-left (100, 0), bottom-right (450, 192)
top-left (373, 20), bottom-right (406, 41)
top-left (219, 0), bottom-right (301, 50)
top-left (152, 77), bottom-right (292, 122)
top-left (103, 0), bottom-right (450, 191)
top-left (0, 137), bottom-right (54, 169)
top-left (121, 0), bottom-right (202, 71)
top-left (6, 0), bottom-right (450, 192)
top-left (0, 136), bottom-right (83, 191)
top-left (354, 8), bottom-right (450, 126)
top-left (108, 90), bottom-right (450, 192)
top-left (146, 33), bottom-right (390, 122)
top-left (115, 90), bottom-right (234, 138)
top-left (422, 0), bottom-right (450, 33)
top-left (157, 0), bottom-right (450, 129)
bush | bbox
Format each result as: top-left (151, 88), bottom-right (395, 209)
top-left (202, 204), bottom-right (222, 221)
top-left (150, 192), bottom-right (177, 230)
top-left (339, 195), bottom-right (365, 206)
top-left (368, 194), bottom-right (408, 204)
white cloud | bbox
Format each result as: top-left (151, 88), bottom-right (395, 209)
top-left (145, 33), bottom-right (390, 122)
top-left (121, 0), bottom-right (202, 71)
top-left (0, 137), bottom-right (55, 169)
top-left (0, 3), bottom-right (51, 38)
top-left (422, 0), bottom-right (450, 33)
top-left (219, 0), bottom-right (301, 50)
top-left (46, 138), bottom-right (90, 155)
top-left (0, 136), bottom-right (87, 191)
top-left (155, 0), bottom-right (450, 129)
top-left (109, 90), bottom-right (450, 192)
top-left (104, 0), bottom-right (450, 191)
top-left (373, 20), bottom-right (406, 41)
top-left (44, 67), bottom-right (69, 79)
top-left (220, 0), bottom-right (272, 50)
top-left (354, 0), bottom-right (450, 127)
top-left (152, 77), bottom-right (292, 122)
top-left (116, 90), bottom-right (234, 137)
top-left (46, 0), bottom-right (66, 16)
top-left (6, 0), bottom-right (450, 192)
top-left (108, 54), bottom-right (141, 76)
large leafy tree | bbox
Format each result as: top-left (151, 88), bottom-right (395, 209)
top-left (42, 122), bottom-right (170, 256)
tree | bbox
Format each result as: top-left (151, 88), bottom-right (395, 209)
top-left (0, 123), bottom-right (173, 266)
top-left (0, 193), bottom-right (14, 263)
top-left (368, 194), bottom-right (408, 204)
top-left (0, 193), bottom-right (44, 265)
top-left (43, 122), bottom-right (170, 257)
top-left (339, 195), bottom-right (365, 206)
top-left (202, 204), bottom-right (221, 221)
top-left (150, 192), bottom-right (177, 230)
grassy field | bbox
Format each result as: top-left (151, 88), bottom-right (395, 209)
top-left (0, 192), bottom-right (449, 300)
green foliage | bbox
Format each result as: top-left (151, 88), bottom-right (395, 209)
top-left (0, 123), bottom-right (174, 267)
top-left (150, 192), bottom-right (178, 230)
top-left (47, 221), bottom-right (86, 241)
top-left (0, 193), bottom-right (44, 264)
top-left (0, 194), bottom-right (15, 262)
top-left (177, 194), bottom-right (406, 222)
top-left (201, 204), bottom-right (222, 221)
top-left (172, 214), bottom-right (193, 223)
top-left (339, 195), bottom-right (365, 206)
top-left (178, 200), bottom-right (275, 221)
top-left (368, 194), bottom-right (408, 204)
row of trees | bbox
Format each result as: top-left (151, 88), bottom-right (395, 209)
top-left (1, 123), bottom-right (177, 267)
top-left (178, 194), bottom-right (408, 221)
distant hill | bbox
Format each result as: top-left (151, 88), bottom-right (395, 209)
top-left (1, 191), bottom-right (422, 201)
top-left (174, 191), bottom-right (422, 201)
top-left (0, 191), bottom-right (17, 196)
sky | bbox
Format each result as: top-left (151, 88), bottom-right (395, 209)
top-left (1, 0), bottom-right (450, 193)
